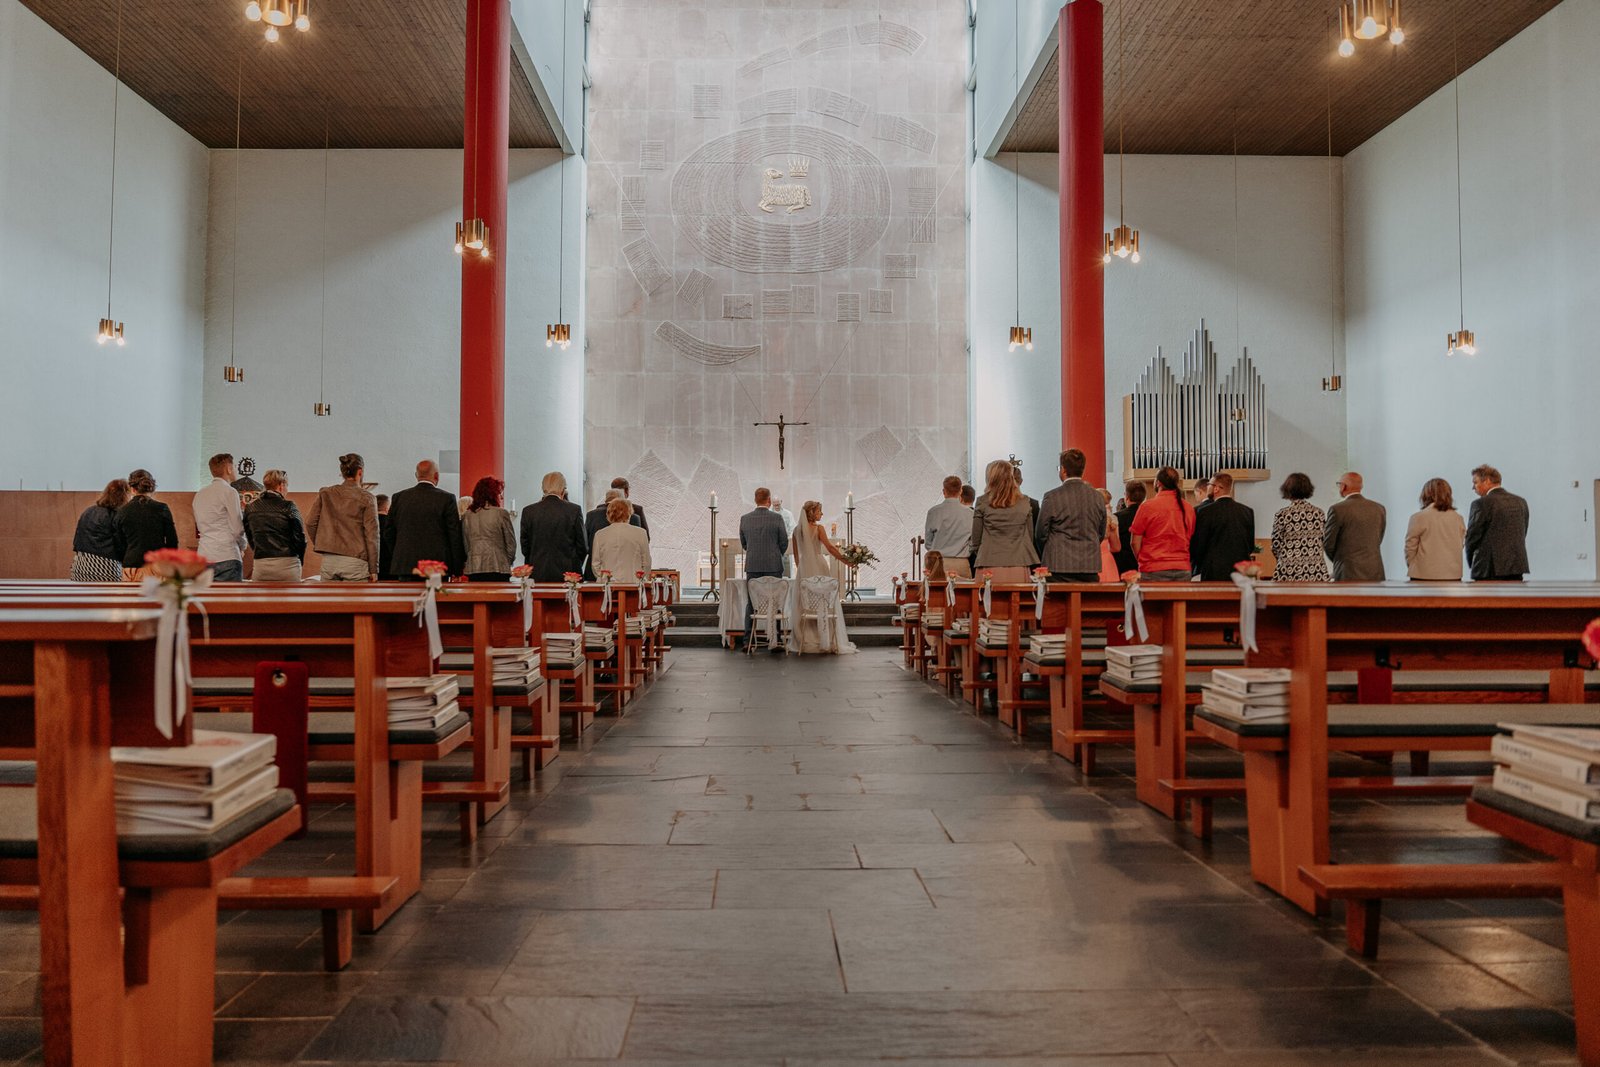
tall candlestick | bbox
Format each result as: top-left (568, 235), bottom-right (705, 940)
top-left (710, 490), bottom-right (718, 509)
top-left (845, 491), bottom-right (854, 510)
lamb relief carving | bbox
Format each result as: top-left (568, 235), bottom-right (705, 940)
top-left (758, 167), bottom-right (812, 214)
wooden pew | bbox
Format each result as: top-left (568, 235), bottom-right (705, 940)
top-left (1234, 582), bottom-right (1600, 916)
top-left (892, 575), bottom-right (923, 671)
top-left (1468, 788), bottom-right (1600, 1067)
top-left (1021, 584), bottom-right (1125, 763)
top-left (525, 586), bottom-right (598, 736)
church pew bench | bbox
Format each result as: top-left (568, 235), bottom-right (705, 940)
top-left (1468, 788), bottom-right (1600, 1066)
top-left (1021, 585), bottom-right (1126, 766)
top-left (892, 575), bottom-right (923, 671)
top-left (525, 587), bottom-right (599, 735)
top-left (1237, 582), bottom-right (1600, 914)
top-left (972, 584), bottom-right (1041, 725)
top-left (585, 583), bottom-right (638, 712)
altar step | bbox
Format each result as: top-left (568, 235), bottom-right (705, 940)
top-left (668, 599), bottom-right (904, 648)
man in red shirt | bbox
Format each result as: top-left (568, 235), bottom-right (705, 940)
top-left (1128, 467), bottom-right (1196, 581)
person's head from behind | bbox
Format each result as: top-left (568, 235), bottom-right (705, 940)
top-left (338, 453), bottom-right (364, 482)
top-left (1155, 467), bottom-right (1182, 496)
top-left (1058, 449), bottom-right (1087, 481)
top-left (1420, 477), bottom-right (1455, 512)
top-left (97, 479), bottom-right (131, 510)
top-left (960, 483), bottom-right (976, 506)
top-left (1193, 476), bottom-right (1211, 500)
top-left (1335, 471), bottom-right (1364, 498)
top-left (375, 493), bottom-right (389, 514)
top-left (1123, 481), bottom-right (1148, 506)
top-left (770, 497), bottom-right (783, 511)
top-left (1210, 472), bottom-right (1235, 499)
top-left (128, 469), bottom-right (157, 496)
top-left (754, 487), bottom-right (772, 507)
top-left (602, 488), bottom-right (624, 510)
top-left (541, 471), bottom-right (567, 497)
top-left (611, 477), bottom-right (631, 498)
top-left (1280, 472), bottom-right (1315, 501)
top-left (263, 469), bottom-right (288, 494)
top-left (1097, 487), bottom-right (1113, 508)
top-left (470, 476), bottom-right (503, 512)
top-left (984, 459), bottom-right (1019, 509)
top-left (1470, 464), bottom-right (1501, 497)
top-left (606, 497), bottom-right (633, 525)
top-left (925, 550), bottom-right (946, 581)
top-left (803, 500), bottom-right (823, 524)
top-left (942, 474), bottom-right (962, 499)
top-left (208, 453), bottom-right (235, 481)
top-left (415, 460), bottom-right (439, 485)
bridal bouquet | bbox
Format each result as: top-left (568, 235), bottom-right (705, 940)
top-left (839, 543), bottom-right (879, 570)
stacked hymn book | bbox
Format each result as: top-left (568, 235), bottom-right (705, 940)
top-left (1027, 632), bottom-right (1067, 660)
top-left (1200, 668), bottom-right (1293, 724)
top-left (489, 647), bottom-right (542, 687)
top-left (1491, 724), bottom-right (1600, 822)
top-left (387, 675), bottom-right (461, 729)
top-left (113, 730), bottom-right (280, 836)
top-left (1101, 645), bottom-right (1162, 688)
top-left (543, 633), bottom-right (584, 668)
top-left (583, 624), bottom-right (617, 655)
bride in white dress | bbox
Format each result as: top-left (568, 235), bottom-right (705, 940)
top-left (787, 501), bottom-right (857, 655)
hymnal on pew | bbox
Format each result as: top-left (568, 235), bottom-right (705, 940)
top-left (116, 765), bottom-right (281, 834)
top-left (1491, 765), bottom-right (1600, 822)
top-left (1101, 645), bottom-right (1161, 686)
top-left (1491, 729), bottom-right (1600, 786)
top-left (1199, 686), bottom-right (1288, 722)
top-left (387, 674), bottom-right (460, 711)
top-left (490, 646), bottom-right (542, 686)
top-left (113, 729), bottom-right (281, 833)
top-left (111, 728), bottom-right (276, 790)
top-left (1209, 668), bottom-right (1292, 698)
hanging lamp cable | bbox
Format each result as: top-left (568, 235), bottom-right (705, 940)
top-left (104, 0), bottom-right (123, 319)
top-left (319, 108), bottom-right (330, 407)
top-left (230, 51), bottom-right (243, 367)
top-left (1452, 24), bottom-right (1466, 332)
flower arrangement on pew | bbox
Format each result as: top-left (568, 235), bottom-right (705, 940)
top-left (839, 543), bottom-right (879, 571)
top-left (1231, 558), bottom-right (1263, 652)
top-left (978, 568), bottom-right (994, 616)
top-left (562, 571), bottom-right (584, 628)
top-left (1030, 566), bottom-right (1050, 621)
top-left (1584, 618), bottom-right (1600, 662)
top-left (140, 548), bottom-right (214, 737)
top-left (512, 565), bottom-right (535, 628)
top-left (1119, 570), bottom-right (1149, 642)
top-left (598, 570), bottom-right (615, 613)
top-left (411, 560), bottom-right (448, 659)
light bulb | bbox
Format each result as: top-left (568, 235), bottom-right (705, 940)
top-left (264, 25), bottom-right (279, 41)
top-left (97, 333), bottom-right (108, 346)
top-left (1338, 37), bottom-right (1355, 57)
top-left (245, 1), bottom-right (261, 20)
top-left (1025, 340), bottom-right (1033, 351)
top-left (116, 333), bottom-right (125, 347)
top-left (1102, 252), bottom-right (1112, 264)
top-left (1389, 25), bottom-right (1404, 44)
top-left (1131, 251), bottom-right (1141, 263)
top-left (546, 337), bottom-right (554, 348)
top-left (1358, 15), bottom-right (1379, 37)
top-left (296, 13), bottom-right (309, 30)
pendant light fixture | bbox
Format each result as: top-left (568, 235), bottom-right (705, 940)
top-left (96, 0), bottom-right (126, 348)
top-left (314, 112), bottom-right (333, 416)
top-left (546, 0), bottom-right (572, 349)
top-left (456, 3), bottom-right (490, 259)
top-left (1102, 0), bottom-right (1140, 265)
top-left (224, 54), bottom-right (246, 384)
top-left (1337, 0), bottom-right (1403, 58)
top-left (1006, 0), bottom-right (1031, 352)
top-left (245, 0), bottom-right (309, 43)
top-left (1322, 20), bottom-right (1342, 392)
top-left (1446, 26), bottom-right (1475, 357)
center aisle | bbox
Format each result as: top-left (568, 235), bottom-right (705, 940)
top-left (245, 650), bottom-right (1502, 1063)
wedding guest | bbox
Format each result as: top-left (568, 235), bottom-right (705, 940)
top-left (1129, 466), bottom-right (1195, 581)
top-left (611, 477), bottom-right (649, 537)
top-left (457, 496), bottom-right (473, 519)
top-left (1013, 464), bottom-right (1041, 546)
top-left (960, 483), bottom-right (977, 569)
top-left (739, 488), bottom-right (789, 646)
top-left (1270, 472), bottom-right (1330, 582)
top-left (375, 494), bottom-right (392, 579)
top-left (1405, 477), bottom-right (1466, 581)
top-left (959, 484), bottom-right (976, 507)
top-left (1324, 471), bottom-right (1386, 581)
top-left (1111, 481), bottom-right (1146, 576)
top-left (1466, 464), bottom-right (1530, 581)
top-left (70, 478), bottom-right (129, 581)
top-left (925, 550), bottom-right (947, 583)
top-left (1189, 472), bottom-right (1256, 581)
top-left (521, 471), bottom-right (588, 581)
top-left (245, 469), bottom-right (306, 583)
top-left (1193, 477), bottom-right (1213, 512)
top-left (924, 475), bottom-right (972, 578)
top-left (462, 476), bottom-right (517, 582)
top-left (384, 460), bottom-right (467, 579)
top-left (114, 469), bottom-right (179, 581)
top-left (971, 459), bottom-right (1039, 581)
top-left (306, 453), bottom-right (380, 581)
top-left (584, 488), bottom-right (642, 579)
top-left (591, 496), bottom-right (652, 579)
top-left (1097, 488), bottom-right (1121, 581)
top-left (193, 453), bottom-right (248, 582)
top-left (1035, 449), bottom-right (1105, 582)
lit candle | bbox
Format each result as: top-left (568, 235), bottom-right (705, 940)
top-left (846, 491), bottom-right (854, 510)
top-left (710, 491), bottom-right (718, 509)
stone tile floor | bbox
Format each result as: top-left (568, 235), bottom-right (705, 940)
top-left (0, 649), bottom-right (1580, 1064)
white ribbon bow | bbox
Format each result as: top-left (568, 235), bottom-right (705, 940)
top-left (945, 576), bottom-right (956, 604)
top-left (518, 577), bottom-right (533, 634)
top-left (600, 577), bottom-right (613, 615)
top-left (415, 574), bottom-right (444, 661)
top-left (1231, 572), bottom-right (1260, 653)
top-left (1123, 580), bottom-right (1149, 642)
top-left (1032, 574), bottom-right (1048, 621)
top-left (981, 579), bottom-right (992, 618)
top-left (139, 571), bottom-right (212, 738)
top-left (566, 586), bottom-right (582, 629)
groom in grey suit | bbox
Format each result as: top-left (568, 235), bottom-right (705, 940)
top-left (740, 487), bottom-right (790, 648)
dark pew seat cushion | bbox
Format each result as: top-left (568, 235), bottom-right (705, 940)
top-left (1196, 703), bottom-right (1600, 739)
top-left (1471, 784), bottom-right (1600, 845)
top-left (0, 787), bottom-right (295, 862)
top-left (193, 710), bottom-right (470, 747)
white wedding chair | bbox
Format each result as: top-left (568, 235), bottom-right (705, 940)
top-left (799, 576), bottom-right (842, 653)
top-left (746, 576), bottom-right (791, 656)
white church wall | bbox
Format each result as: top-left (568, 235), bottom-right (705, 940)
top-left (584, 0), bottom-right (972, 581)
top-left (0, 0), bottom-right (208, 492)
top-left (199, 149), bottom-right (585, 512)
top-left (973, 0), bottom-right (1063, 156)
top-left (971, 151), bottom-right (1348, 533)
top-left (1344, 0), bottom-right (1600, 579)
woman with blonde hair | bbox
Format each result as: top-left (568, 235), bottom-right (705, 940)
top-left (1405, 477), bottom-right (1466, 581)
top-left (1097, 487), bottom-right (1122, 581)
top-left (790, 500), bottom-right (856, 653)
top-left (970, 459), bottom-right (1040, 582)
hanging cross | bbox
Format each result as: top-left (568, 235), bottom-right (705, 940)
top-left (753, 413), bottom-right (810, 471)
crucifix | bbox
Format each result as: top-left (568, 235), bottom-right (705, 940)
top-left (753, 413), bottom-right (809, 471)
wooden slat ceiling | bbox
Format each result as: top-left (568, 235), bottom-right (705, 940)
top-left (19, 0), bottom-right (558, 149)
top-left (999, 0), bottom-right (1563, 155)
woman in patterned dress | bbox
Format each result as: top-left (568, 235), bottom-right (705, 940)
top-left (1270, 472), bottom-right (1330, 582)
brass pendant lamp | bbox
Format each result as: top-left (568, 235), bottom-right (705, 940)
top-left (1102, 0), bottom-right (1140, 265)
top-left (245, 0), bottom-right (310, 43)
top-left (456, 2), bottom-right (490, 259)
top-left (546, 0), bottom-right (572, 349)
top-left (1446, 27), bottom-right (1476, 357)
top-left (97, 0), bottom-right (126, 347)
top-left (1006, 0), bottom-right (1031, 351)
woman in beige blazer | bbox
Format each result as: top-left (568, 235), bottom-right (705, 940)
top-left (970, 459), bottom-right (1040, 582)
top-left (590, 497), bottom-right (652, 579)
top-left (1405, 477), bottom-right (1466, 581)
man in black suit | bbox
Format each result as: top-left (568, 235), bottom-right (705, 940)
top-left (374, 494), bottom-right (392, 579)
top-left (1189, 472), bottom-right (1256, 581)
top-left (583, 488), bottom-right (644, 579)
top-left (521, 471), bottom-right (588, 582)
top-left (382, 460), bottom-right (466, 578)
top-left (1466, 463), bottom-right (1530, 581)
top-left (611, 477), bottom-right (648, 538)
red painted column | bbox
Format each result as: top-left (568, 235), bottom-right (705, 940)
top-left (460, 0), bottom-right (510, 493)
top-left (1059, 0), bottom-right (1105, 483)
